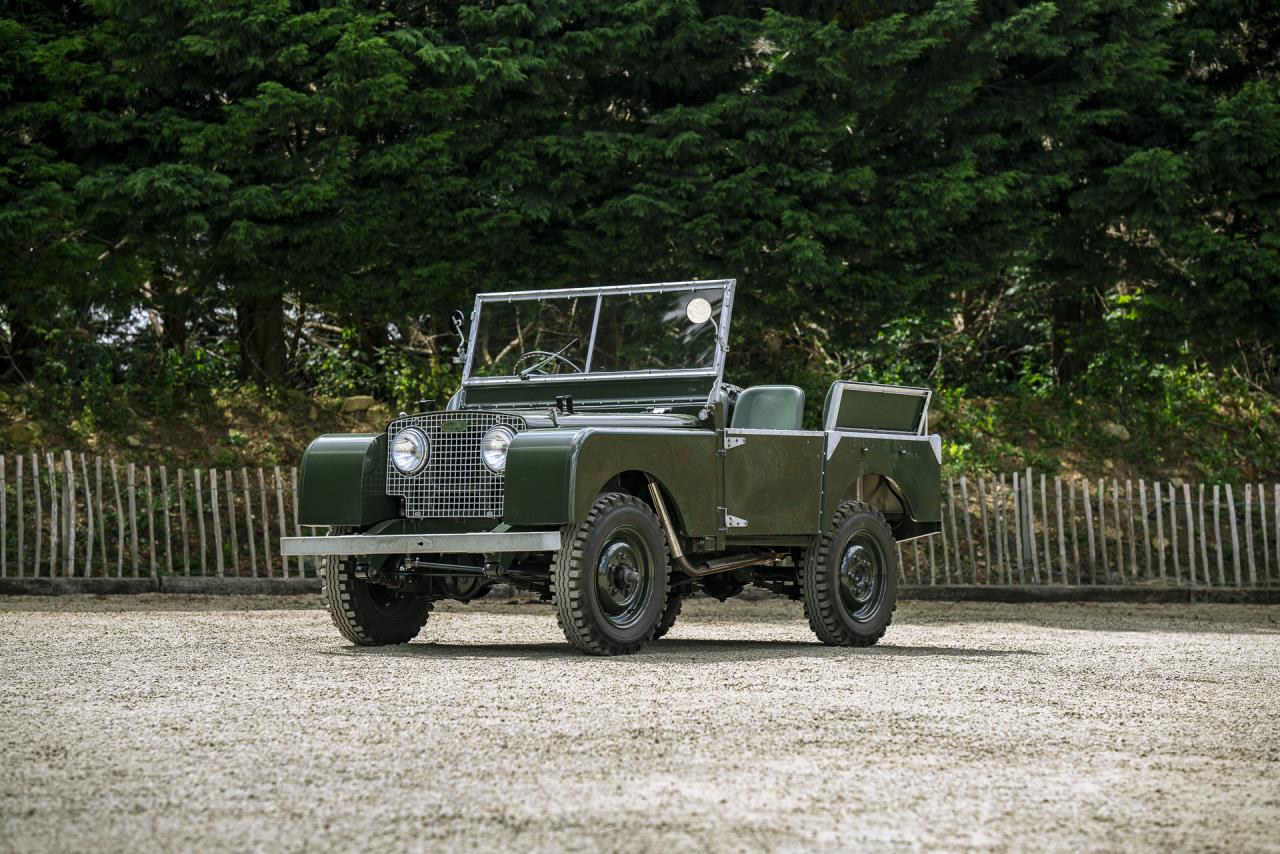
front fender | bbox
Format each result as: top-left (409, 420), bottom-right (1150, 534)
top-left (297, 433), bottom-right (399, 528)
top-left (504, 428), bottom-right (720, 537)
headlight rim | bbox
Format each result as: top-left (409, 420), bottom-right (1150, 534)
top-left (481, 424), bottom-right (516, 474)
top-left (391, 426), bottom-right (431, 476)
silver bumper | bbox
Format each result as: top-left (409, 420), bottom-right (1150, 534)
top-left (278, 530), bottom-right (561, 557)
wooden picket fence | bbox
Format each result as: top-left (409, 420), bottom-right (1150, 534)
top-left (1, 451), bottom-right (1277, 586)
top-left (0, 450), bottom-right (313, 578)
top-left (897, 469), bottom-right (1280, 587)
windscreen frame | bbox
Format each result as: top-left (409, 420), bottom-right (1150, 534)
top-left (461, 279), bottom-right (736, 407)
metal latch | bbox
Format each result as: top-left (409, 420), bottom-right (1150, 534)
top-left (725, 436), bottom-right (746, 449)
top-left (725, 512), bottom-right (748, 528)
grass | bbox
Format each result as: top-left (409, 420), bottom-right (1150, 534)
top-left (2, 369), bottom-right (1277, 483)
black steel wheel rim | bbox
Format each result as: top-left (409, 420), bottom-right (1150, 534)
top-left (594, 526), bottom-right (654, 630)
top-left (837, 532), bottom-right (886, 622)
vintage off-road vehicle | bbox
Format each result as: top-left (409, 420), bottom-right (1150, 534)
top-left (283, 279), bottom-right (941, 655)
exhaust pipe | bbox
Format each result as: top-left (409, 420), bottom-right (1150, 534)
top-left (646, 479), bottom-right (777, 578)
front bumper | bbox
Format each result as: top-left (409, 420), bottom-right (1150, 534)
top-left (278, 530), bottom-right (561, 557)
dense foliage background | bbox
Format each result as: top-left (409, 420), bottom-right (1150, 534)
top-left (2, 0), bottom-right (1278, 476)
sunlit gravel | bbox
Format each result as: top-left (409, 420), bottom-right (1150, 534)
top-left (1, 595), bottom-right (1277, 852)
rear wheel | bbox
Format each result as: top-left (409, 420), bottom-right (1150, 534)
top-left (322, 529), bottom-right (432, 645)
top-left (553, 493), bottom-right (670, 655)
top-left (801, 502), bottom-right (897, 647)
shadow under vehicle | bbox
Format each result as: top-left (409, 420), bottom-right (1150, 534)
top-left (283, 279), bottom-right (942, 655)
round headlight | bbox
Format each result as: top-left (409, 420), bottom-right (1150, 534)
top-left (391, 427), bottom-right (430, 475)
top-left (481, 425), bottom-right (516, 473)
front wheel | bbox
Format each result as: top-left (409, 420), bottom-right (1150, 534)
top-left (801, 502), bottom-right (898, 647)
top-left (553, 493), bottom-right (670, 655)
top-left (322, 534), bottom-right (432, 645)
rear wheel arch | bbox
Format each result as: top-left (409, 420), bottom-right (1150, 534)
top-left (832, 472), bottom-right (913, 529)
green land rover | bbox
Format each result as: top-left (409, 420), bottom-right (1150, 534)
top-left (282, 279), bottom-right (941, 655)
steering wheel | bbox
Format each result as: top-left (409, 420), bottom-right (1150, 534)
top-left (514, 349), bottom-right (584, 376)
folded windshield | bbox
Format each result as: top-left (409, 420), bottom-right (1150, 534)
top-left (466, 283), bottom-right (729, 380)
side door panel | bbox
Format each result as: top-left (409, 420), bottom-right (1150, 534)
top-left (721, 429), bottom-right (824, 535)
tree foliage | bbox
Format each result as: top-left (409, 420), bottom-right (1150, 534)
top-left (2, 0), bottom-right (1277, 406)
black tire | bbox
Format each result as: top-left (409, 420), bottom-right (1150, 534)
top-left (322, 532), bottom-right (431, 645)
top-left (553, 492), bottom-right (671, 655)
top-left (652, 592), bottom-right (683, 640)
top-left (801, 502), bottom-right (897, 647)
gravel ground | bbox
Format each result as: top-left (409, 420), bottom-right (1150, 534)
top-left (1, 595), bottom-right (1278, 853)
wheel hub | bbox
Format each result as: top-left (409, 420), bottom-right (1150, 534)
top-left (595, 534), bottom-right (652, 628)
top-left (838, 536), bottom-right (883, 619)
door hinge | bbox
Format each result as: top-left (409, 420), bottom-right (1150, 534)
top-left (725, 511), bottom-right (748, 528)
top-left (725, 436), bottom-right (746, 449)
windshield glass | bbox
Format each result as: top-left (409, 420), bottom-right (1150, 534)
top-left (467, 284), bottom-right (726, 379)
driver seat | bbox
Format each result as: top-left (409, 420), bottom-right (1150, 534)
top-left (729, 385), bottom-right (805, 431)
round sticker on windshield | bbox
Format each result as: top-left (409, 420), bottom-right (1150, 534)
top-left (686, 297), bottom-right (713, 325)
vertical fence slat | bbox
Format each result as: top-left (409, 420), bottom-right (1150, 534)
top-left (110, 458), bottom-right (123, 577)
top-left (195, 468), bottom-right (207, 576)
top-left (64, 453), bottom-right (76, 577)
top-left (940, 477), bottom-right (953, 583)
top-left (226, 470), bottom-right (239, 576)
top-left (1169, 482), bottom-right (1181, 585)
top-left (210, 469), bottom-right (224, 577)
top-left (79, 454), bottom-right (92, 577)
top-left (0, 455), bottom-right (6, 578)
top-left (1012, 473), bottom-right (1024, 582)
top-left (1139, 480), bottom-right (1151, 578)
top-left (1055, 477), bottom-right (1067, 584)
top-left (1036, 474), bottom-right (1049, 582)
top-left (46, 453), bottom-right (58, 577)
top-left (1182, 483), bottom-right (1192, 583)
top-left (274, 466), bottom-right (289, 580)
top-left (16, 456), bottom-right (24, 577)
top-left (1198, 484), bottom-right (1209, 586)
top-left (63, 450), bottom-right (76, 577)
top-left (0, 454), bottom-right (6, 578)
top-left (242, 469), bottom-right (258, 578)
top-left (145, 466), bottom-right (157, 577)
top-left (1264, 483), bottom-right (1274, 583)
top-left (1274, 484), bottom-right (1280, 582)
top-left (1213, 484), bottom-right (1224, 585)
top-left (127, 463), bottom-right (139, 576)
top-left (95, 457), bottom-right (107, 571)
top-left (31, 452), bottom-right (42, 576)
top-left (160, 466), bottom-right (173, 575)
top-left (1083, 477), bottom-right (1095, 580)
top-left (178, 469), bottom-right (190, 575)
top-left (257, 468), bottom-right (273, 578)
top-left (960, 477), bottom-right (976, 583)
top-left (1124, 480), bottom-right (1137, 582)
top-left (291, 466), bottom-right (303, 578)
top-left (1155, 481), bottom-right (1166, 581)
top-left (1096, 479), bottom-right (1110, 581)
top-left (1226, 484), bottom-right (1241, 586)
top-left (1068, 479), bottom-right (1080, 583)
top-left (1024, 468), bottom-right (1039, 583)
top-left (1183, 484), bottom-right (1196, 586)
top-left (1244, 484), bottom-right (1256, 585)
top-left (1110, 479), bottom-right (1123, 582)
top-left (998, 478), bottom-right (1008, 583)
top-left (925, 510), bottom-right (936, 585)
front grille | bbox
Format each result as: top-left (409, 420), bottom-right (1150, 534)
top-left (386, 412), bottom-right (526, 519)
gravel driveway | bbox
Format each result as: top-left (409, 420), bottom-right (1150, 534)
top-left (1, 595), bottom-right (1277, 852)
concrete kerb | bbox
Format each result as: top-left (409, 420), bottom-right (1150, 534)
top-left (0, 577), bottom-right (321, 596)
top-left (0, 577), bottom-right (1275, 603)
